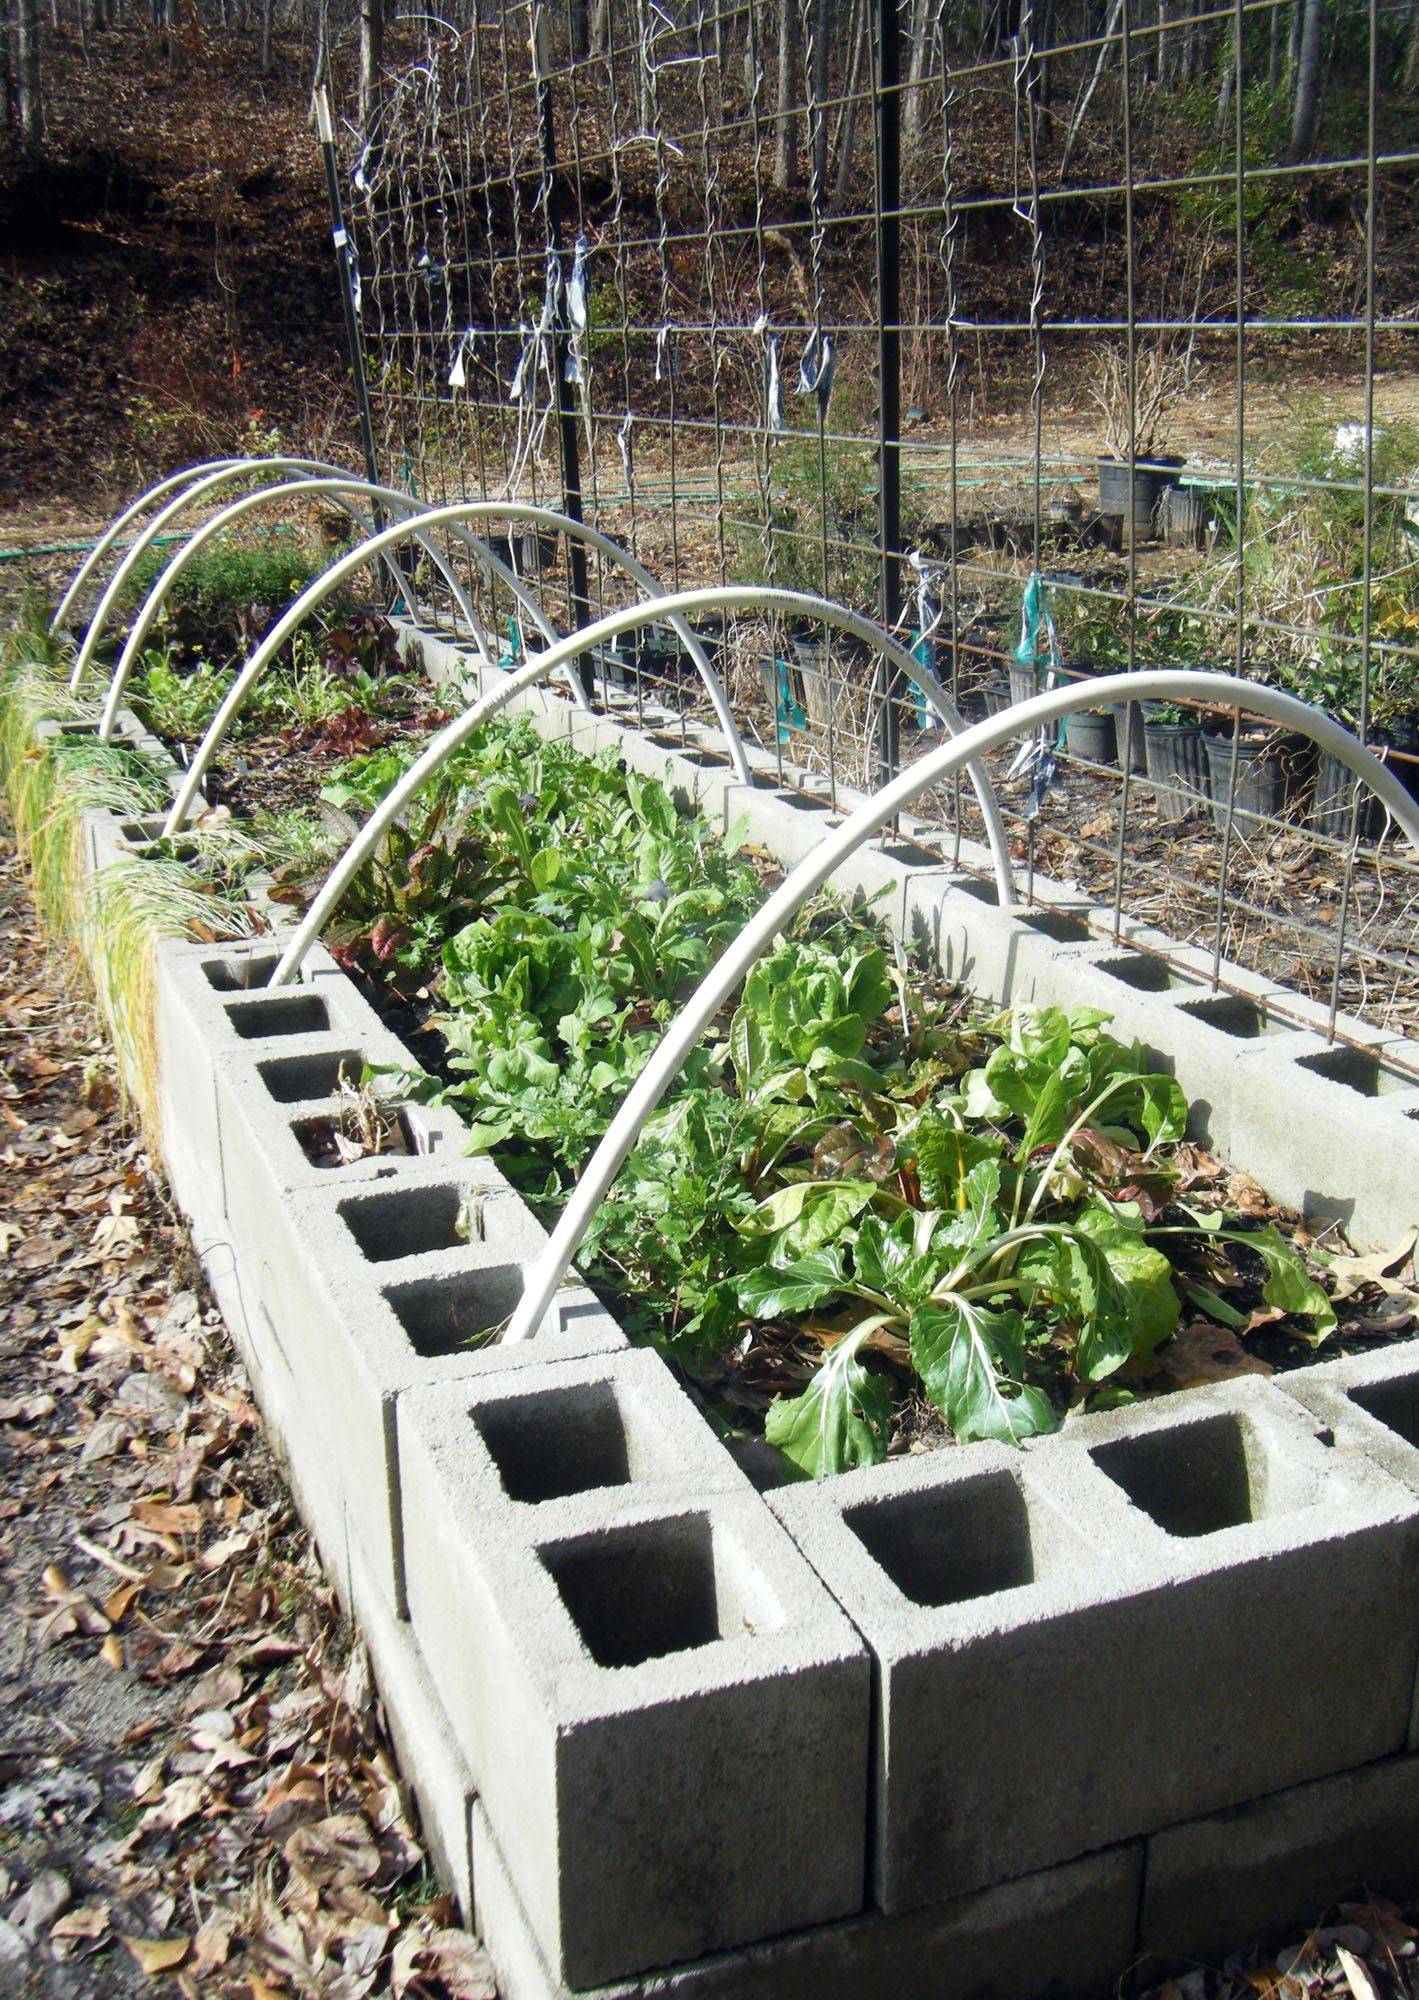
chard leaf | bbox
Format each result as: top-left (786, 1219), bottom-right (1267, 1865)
top-left (747, 1179), bottom-right (877, 1259)
top-left (936, 1158), bottom-right (1003, 1251)
top-left (738, 1247), bottom-right (847, 1319)
top-left (1228, 1225), bottom-right (1336, 1337)
top-left (530, 847), bottom-right (564, 892)
top-left (912, 1119), bottom-right (1002, 1209)
top-left (909, 1300), bottom-right (1057, 1444)
top-left (764, 1326), bottom-right (892, 1478)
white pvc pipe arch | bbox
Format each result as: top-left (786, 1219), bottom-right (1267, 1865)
top-left (95, 477), bottom-right (502, 744)
top-left (503, 670), bottom-right (1419, 1343)
top-left (262, 580), bottom-right (1019, 989)
top-left (67, 456), bottom-right (413, 691)
top-left (161, 502), bottom-right (764, 805)
top-left (51, 458), bottom-right (244, 636)
top-left (164, 522), bottom-right (964, 837)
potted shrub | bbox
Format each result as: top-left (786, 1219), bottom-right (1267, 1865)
top-left (1288, 619), bottom-right (1419, 840)
top-left (1090, 342), bottom-right (1188, 537)
top-left (1055, 595), bottom-right (1147, 771)
top-left (1139, 701), bottom-right (1210, 822)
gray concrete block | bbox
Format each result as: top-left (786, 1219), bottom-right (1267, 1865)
top-left (398, 1386), bottom-right (869, 1989)
top-left (1227, 1031), bottom-right (1419, 1248)
top-left (1024, 1380), bottom-right (1419, 1847)
top-left (248, 1174), bottom-right (624, 1615)
top-left (1139, 1753), bottom-right (1419, 1977)
top-left (771, 1380), bottom-right (1419, 1918)
top-left (472, 1799), bottom-right (1143, 2000)
top-left (770, 1442), bottom-right (1132, 1909)
top-left (345, 1532), bottom-right (478, 1922)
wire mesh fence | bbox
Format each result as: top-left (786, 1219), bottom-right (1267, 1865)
top-left (333, 0), bottom-right (1419, 1055)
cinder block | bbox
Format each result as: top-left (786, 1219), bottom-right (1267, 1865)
top-left (208, 1018), bottom-right (477, 1264)
top-left (246, 1175), bottom-right (624, 1616)
top-left (1021, 1380), bottom-right (1419, 1853)
top-left (1227, 1032), bottom-right (1419, 1248)
top-left (472, 1799), bottom-right (1143, 2000)
top-left (773, 1380), bottom-right (1419, 1917)
top-left (770, 1443), bottom-right (1126, 1909)
top-left (399, 1372), bottom-right (870, 1990)
top-left (1139, 1753), bottom-right (1419, 1976)
top-left (345, 1533), bottom-right (478, 1921)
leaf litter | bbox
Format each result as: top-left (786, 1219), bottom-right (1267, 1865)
top-left (0, 832), bottom-right (493, 1994)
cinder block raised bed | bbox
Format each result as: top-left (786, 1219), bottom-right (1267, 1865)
top-left (34, 679), bottom-right (1419, 2000)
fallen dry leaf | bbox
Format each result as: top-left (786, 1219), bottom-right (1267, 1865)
top-left (120, 1933), bottom-right (190, 1975)
top-left (1152, 1322), bottom-right (1275, 1390)
top-left (1335, 1943), bottom-right (1382, 2000)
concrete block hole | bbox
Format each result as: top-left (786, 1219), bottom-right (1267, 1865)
top-left (471, 1379), bottom-right (674, 1504)
top-left (258, 1049), bottom-right (365, 1104)
top-left (382, 1266), bottom-right (523, 1354)
top-left (540, 1514), bottom-right (783, 1669)
top-left (1297, 1046), bottom-right (1408, 1098)
top-left (225, 994), bottom-right (331, 1040)
top-left (202, 950), bottom-right (282, 991)
top-left (1350, 1376), bottom-right (1419, 1453)
top-left (339, 1183), bottom-right (470, 1262)
top-left (1175, 995), bottom-right (1269, 1039)
top-left (1089, 1413), bottom-right (1297, 1538)
top-left (843, 1470), bottom-right (1038, 1607)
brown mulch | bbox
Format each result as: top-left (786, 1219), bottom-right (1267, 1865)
top-left (0, 828), bottom-right (495, 1997)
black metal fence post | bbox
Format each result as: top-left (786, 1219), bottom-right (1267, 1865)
top-left (314, 84), bottom-right (384, 515)
top-left (531, 0), bottom-right (595, 698)
top-left (873, 0), bottom-right (903, 797)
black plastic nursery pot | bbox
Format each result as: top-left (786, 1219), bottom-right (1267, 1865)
top-left (1202, 722), bottom-right (1312, 833)
top-left (1141, 703), bottom-right (1210, 824)
top-left (1311, 719), bottom-right (1419, 842)
top-left (1008, 661), bottom-right (1041, 709)
top-left (1064, 704), bottom-right (1117, 765)
top-left (1097, 456), bottom-right (1185, 536)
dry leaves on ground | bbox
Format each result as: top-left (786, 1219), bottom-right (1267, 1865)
top-left (0, 833), bottom-right (494, 1997)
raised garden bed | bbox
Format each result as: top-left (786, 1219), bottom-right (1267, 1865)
top-left (8, 589), bottom-right (1419, 2000)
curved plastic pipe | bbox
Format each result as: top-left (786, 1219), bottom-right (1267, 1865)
top-left (261, 580), bottom-right (1017, 989)
top-left (51, 458), bottom-right (243, 636)
top-left (66, 458), bottom-right (591, 720)
top-left (68, 457), bottom-right (396, 690)
top-left (167, 527), bottom-right (986, 843)
top-left (503, 670), bottom-right (1419, 1342)
top-left (96, 477), bottom-right (492, 743)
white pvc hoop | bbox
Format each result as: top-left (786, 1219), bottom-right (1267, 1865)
top-left (262, 580), bottom-right (1017, 989)
top-left (165, 525), bottom-right (989, 839)
top-left (95, 477), bottom-right (497, 744)
top-left (162, 499), bottom-right (760, 799)
top-left (503, 670), bottom-right (1419, 1343)
top-left (51, 458), bottom-right (243, 636)
top-left (68, 457), bottom-right (399, 690)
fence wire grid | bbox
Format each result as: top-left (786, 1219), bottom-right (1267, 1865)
top-left (329, 0), bottom-right (1419, 1062)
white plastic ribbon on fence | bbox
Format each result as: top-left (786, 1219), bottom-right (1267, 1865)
top-left (448, 329), bottom-right (475, 391)
top-left (796, 329), bottom-right (837, 410)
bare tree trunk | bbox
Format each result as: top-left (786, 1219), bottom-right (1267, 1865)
top-left (808, 0), bottom-right (830, 192)
top-left (567, 0), bottom-right (588, 59)
top-left (16, 0), bottom-right (43, 139)
top-left (1405, 0), bottom-right (1419, 88)
top-left (831, 0), bottom-right (867, 209)
top-left (1284, 0), bottom-right (1323, 161)
top-left (903, 0), bottom-right (932, 153)
top-left (1211, 45), bottom-right (1233, 136)
top-left (773, 0), bottom-right (800, 189)
top-left (260, 0), bottom-right (272, 69)
top-left (589, 0), bottom-right (609, 55)
top-left (358, 0), bottom-right (382, 139)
